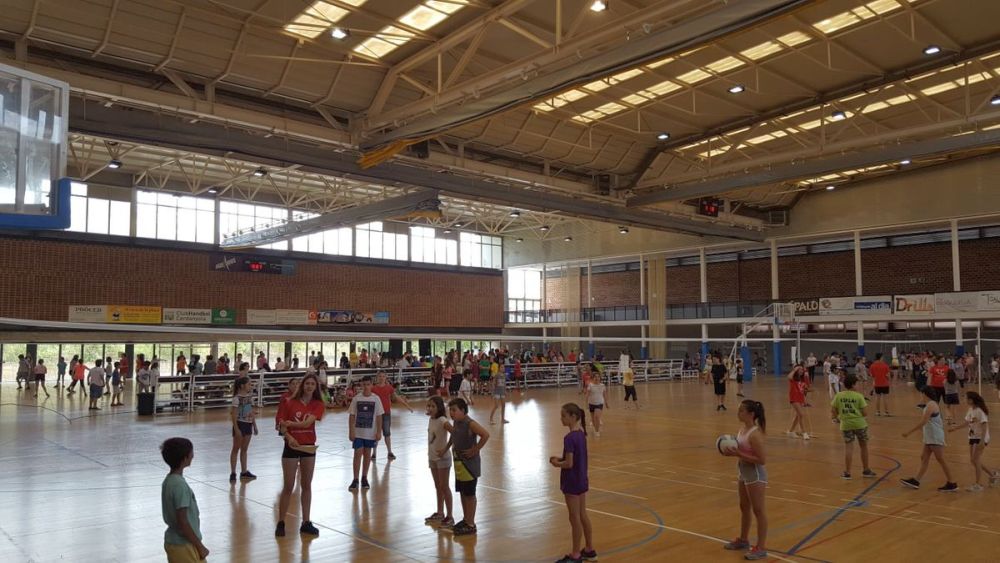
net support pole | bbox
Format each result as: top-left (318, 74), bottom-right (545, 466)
top-left (772, 323), bottom-right (781, 376)
top-left (857, 322), bottom-right (865, 359)
top-left (978, 322), bottom-right (983, 395)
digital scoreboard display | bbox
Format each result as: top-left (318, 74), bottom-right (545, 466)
top-left (210, 254), bottom-right (295, 275)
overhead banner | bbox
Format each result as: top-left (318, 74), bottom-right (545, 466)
top-left (317, 310), bottom-right (390, 325)
top-left (163, 308), bottom-right (237, 325)
top-left (69, 305), bottom-right (106, 323)
top-left (246, 309), bottom-right (317, 325)
top-left (789, 298), bottom-right (819, 316)
top-left (818, 296), bottom-right (892, 316)
top-left (105, 305), bottom-right (162, 324)
top-left (893, 294), bottom-right (936, 315)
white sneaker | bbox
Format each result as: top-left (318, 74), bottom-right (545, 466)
top-left (786, 431), bottom-right (799, 438)
top-left (594, 431), bottom-right (601, 437)
top-left (802, 433), bottom-right (811, 440)
top-left (966, 484), bottom-right (984, 492)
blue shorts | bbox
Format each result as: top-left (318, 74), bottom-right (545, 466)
top-left (89, 384), bottom-right (103, 400)
top-left (353, 438), bottom-right (376, 450)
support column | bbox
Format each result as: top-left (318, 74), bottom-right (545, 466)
top-left (770, 239), bottom-right (781, 375)
top-left (639, 254), bottom-right (648, 360)
top-left (699, 247), bottom-right (708, 367)
top-left (541, 263), bottom-right (547, 322)
top-left (647, 257), bottom-right (667, 359)
top-left (587, 326), bottom-right (595, 360)
top-left (952, 220), bottom-right (964, 355)
top-left (740, 330), bottom-right (752, 382)
top-left (854, 231), bottom-right (865, 358)
top-left (587, 259), bottom-right (593, 307)
top-left (542, 326), bottom-right (548, 352)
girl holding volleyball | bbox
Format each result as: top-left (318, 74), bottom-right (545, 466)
top-left (722, 399), bottom-right (768, 560)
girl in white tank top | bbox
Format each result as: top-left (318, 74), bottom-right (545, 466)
top-left (722, 400), bottom-right (769, 560)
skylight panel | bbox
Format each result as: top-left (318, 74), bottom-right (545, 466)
top-left (777, 31), bottom-right (811, 47)
top-left (813, 0), bottom-right (904, 35)
top-left (741, 41), bottom-right (783, 61)
top-left (706, 56), bottom-right (745, 73)
top-left (677, 68), bottom-right (712, 84)
top-left (641, 80), bottom-right (682, 96)
top-left (284, 0), bottom-right (361, 39)
top-left (354, 0), bottom-right (469, 59)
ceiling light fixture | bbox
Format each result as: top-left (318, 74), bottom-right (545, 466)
top-left (564, 236), bottom-right (573, 242)
top-left (656, 132), bottom-right (670, 141)
top-left (253, 168), bottom-right (267, 177)
top-left (107, 159), bottom-right (122, 169)
top-left (825, 185), bottom-right (835, 191)
top-left (830, 110), bottom-right (846, 121)
top-left (991, 94), bottom-right (1000, 106)
top-left (618, 226), bottom-right (629, 234)
top-left (515, 237), bottom-right (524, 243)
top-left (899, 159), bottom-right (912, 165)
top-left (207, 188), bottom-right (218, 195)
top-left (923, 44), bottom-right (941, 56)
top-left (728, 84), bottom-right (745, 94)
top-left (443, 228), bottom-right (452, 234)
top-left (509, 210), bottom-right (521, 218)
top-left (540, 225), bottom-right (550, 232)
top-left (331, 27), bottom-right (349, 40)
top-left (590, 0), bottom-right (608, 12)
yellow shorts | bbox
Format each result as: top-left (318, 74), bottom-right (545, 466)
top-left (165, 542), bottom-right (204, 563)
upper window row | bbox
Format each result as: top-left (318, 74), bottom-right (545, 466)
top-left (66, 185), bottom-right (502, 269)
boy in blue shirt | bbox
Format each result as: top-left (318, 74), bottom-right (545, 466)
top-left (161, 438), bottom-right (209, 562)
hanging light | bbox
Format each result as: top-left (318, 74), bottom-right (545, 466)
top-left (509, 210), bottom-right (521, 218)
top-left (590, 0), bottom-right (608, 12)
top-left (830, 110), bottom-right (846, 121)
top-left (331, 27), bottom-right (349, 40)
top-left (618, 226), bottom-right (629, 234)
top-left (563, 236), bottom-right (573, 242)
top-left (253, 168), bottom-right (267, 177)
top-left (727, 84), bottom-right (745, 94)
top-left (107, 159), bottom-right (122, 169)
top-left (540, 225), bottom-right (550, 232)
top-left (923, 44), bottom-right (941, 55)
top-left (656, 132), bottom-right (670, 141)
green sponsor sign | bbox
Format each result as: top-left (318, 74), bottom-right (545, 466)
top-left (212, 308), bottom-right (236, 325)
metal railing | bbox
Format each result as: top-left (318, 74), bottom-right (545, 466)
top-left (145, 359), bottom-right (696, 414)
top-left (505, 300), bottom-right (781, 324)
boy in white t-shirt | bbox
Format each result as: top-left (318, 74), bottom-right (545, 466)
top-left (459, 372), bottom-right (474, 406)
top-left (348, 376), bottom-right (383, 491)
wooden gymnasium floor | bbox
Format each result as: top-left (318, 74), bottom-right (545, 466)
top-left (2, 375), bottom-right (999, 563)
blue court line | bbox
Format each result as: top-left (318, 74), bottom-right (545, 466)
top-left (786, 454), bottom-right (902, 555)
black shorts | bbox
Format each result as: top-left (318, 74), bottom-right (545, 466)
top-left (970, 438), bottom-right (983, 446)
top-left (735, 375), bottom-right (743, 384)
top-left (714, 383), bottom-right (726, 396)
top-left (588, 403), bottom-right (604, 413)
top-left (282, 444), bottom-right (316, 459)
top-left (455, 478), bottom-right (478, 497)
top-left (874, 386), bottom-right (890, 395)
top-left (34, 375), bottom-right (45, 382)
top-left (944, 393), bottom-right (960, 405)
top-left (233, 421), bottom-right (254, 437)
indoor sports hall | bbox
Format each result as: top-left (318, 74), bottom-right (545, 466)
top-left (2, 0), bottom-right (1000, 562)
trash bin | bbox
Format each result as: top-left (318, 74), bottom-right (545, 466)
top-left (137, 392), bottom-right (155, 416)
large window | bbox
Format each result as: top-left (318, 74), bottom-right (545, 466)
top-left (355, 222), bottom-right (408, 260)
top-left (137, 190), bottom-right (214, 244)
top-left (507, 268), bottom-right (542, 317)
top-left (410, 226), bottom-right (458, 265)
top-left (460, 232), bottom-right (502, 269)
top-left (219, 201), bottom-right (288, 250)
top-left (68, 183), bottom-right (131, 236)
top-left (291, 212), bottom-right (353, 256)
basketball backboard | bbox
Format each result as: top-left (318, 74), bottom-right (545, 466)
top-left (0, 62), bottom-right (71, 229)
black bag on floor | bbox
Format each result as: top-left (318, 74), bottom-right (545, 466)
top-left (137, 392), bottom-right (155, 416)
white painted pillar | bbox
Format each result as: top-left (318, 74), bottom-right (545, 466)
top-left (639, 254), bottom-right (647, 359)
top-left (587, 259), bottom-right (593, 306)
top-left (541, 263), bottom-right (547, 316)
top-left (770, 239), bottom-right (779, 300)
top-left (952, 220), bottom-right (963, 354)
top-left (853, 231), bottom-right (863, 296)
top-left (699, 247), bottom-right (708, 366)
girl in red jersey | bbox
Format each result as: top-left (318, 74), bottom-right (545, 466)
top-left (786, 363), bottom-right (808, 439)
top-left (276, 373), bottom-right (326, 537)
top-left (275, 378), bottom-right (300, 434)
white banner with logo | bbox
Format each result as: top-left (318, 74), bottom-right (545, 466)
top-left (68, 305), bottom-right (106, 322)
top-left (163, 308), bottom-right (213, 325)
top-left (893, 294), bottom-right (936, 315)
top-left (818, 296), bottom-right (892, 315)
top-left (934, 291), bottom-right (1000, 313)
top-left (274, 309), bottom-right (317, 325)
top-left (246, 309), bottom-right (276, 325)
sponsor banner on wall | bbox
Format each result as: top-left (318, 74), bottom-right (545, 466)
top-left (818, 296), bottom-right (892, 315)
top-left (163, 308), bottom-right (237, 325)
top-left (893, 294), bottom-right (936, 315)
top-left (105, 305), bottom-right (162, 324)
top-left (246, 309), bottom-right (276, 325)
top-left (317, 310), bottom-right (390, 325)
top-left (275, 309), bottom-right (317, 325)
top-left (934, 291), bottom-right (1000, 313)
top-left (789, 298), bottom-right (820, 316)
top-left (980, 291), bottom-right (1000, 311)
top-left (68, 305), bottom-right (106, 323)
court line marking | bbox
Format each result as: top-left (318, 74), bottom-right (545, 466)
top-left (969, 522), bottom-right (990, 529)
top-left (793, 502), bottom-right (920, 555)
top-left (589, 486), bottom-right (648, 500)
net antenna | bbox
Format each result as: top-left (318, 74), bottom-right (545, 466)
top-left (0, 62), bottom-right (71, 229)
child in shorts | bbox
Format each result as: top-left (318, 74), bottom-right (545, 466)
top-left (161, 437), bottom-right (209, 562)
top-left (438, 398), bottom-right (489, 536)
top-left (110, 361), bottom-right (124, 406)
top-left (831, 375), bottom-right (876, 480)
top-left (348, 376), bottom-right (384, 491)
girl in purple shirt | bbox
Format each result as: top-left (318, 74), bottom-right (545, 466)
top-left (549, 403), bottom-right (597, 563)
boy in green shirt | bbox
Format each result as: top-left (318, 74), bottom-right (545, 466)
top-left (161, 437), bottom-right (209, 562)
top-left (831, 373), bottom-right (876, 480)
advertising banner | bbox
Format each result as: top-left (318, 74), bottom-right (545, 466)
top-left (105, 305), bottom-right (162, 324)
top-left (317, 310), bottom-right (390, 325)
top-left (246, 309), bottom-right (276, 325)
top-left (68, 305), bottom-right (106, 323)
top-left (980, 291), bottom-right (1000, 311)
top-left (163, 308), bottom-right (237, 325)
top-left (818, 297), bottom-right (857, 316)
top-left (935, 292), bottom-right (977, 313)
top-left (274, 309), bottom-right (317, 325)
top-left (893, 294), bottom-right (936, 315)
top-left (789, 298), bottom-right (820, 316)
top-left (818, 296), bottom-right (892, 315)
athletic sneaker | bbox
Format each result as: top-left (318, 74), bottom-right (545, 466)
top-left (300, 521), bottom-right (319, 536)
top-left (240, 471), bottom-right (257, 481)
top-left (229, 473), bottom-right (237, 483)
top-left (425, 513), bottom-right (443, 523)
top-left (554, 555), bottom-right (582, 563)
top-left (875, 412), bottom-right (882, 417)
top-left (862, 469), bottom-right (877, 478)
top-left (348, 479), bottom-right (359, 491)
top-left (786, 431), bottom-right (799, 438)
top-left (744, 547), bottom-right (768, 560)
top-left (361, 477), bottom-right (371, 489)
top-left (580, 548), bottom-right (598, 561)
top-left (387, 452), bottom-right (397, 460)
top-left (990, 471), bottom-right (1000, 487)
top-left (802, 433), bottom-right (811, 440)
top-left (900, 477), bottom-right (920, 489)
top-left (723, 538), bottom-right (750, 550)
top-left (453, 522), bottom-right (477, 536)
top-left (938, 482), bottom-right (958, 492)
top-left (438, 516), bottom-right (455, 528)
top-left (965, 484), bottom-right (984, 492)
top-left (842, 472), bottom-right (852, 480)
top-left (275, 521), bottom-right (285, 537)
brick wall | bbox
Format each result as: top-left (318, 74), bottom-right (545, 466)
top-left (542, 239), bottom-right (993, 308)
top-left (0, 236), bottom-right (503, 328)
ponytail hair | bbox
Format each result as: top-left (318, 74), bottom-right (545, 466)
top-left (967, 391), bottom-right (989, 415)
top-left (741, 399), bottom-right (766, 433)
top-left (562, 402), bottom-right (587, 436)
